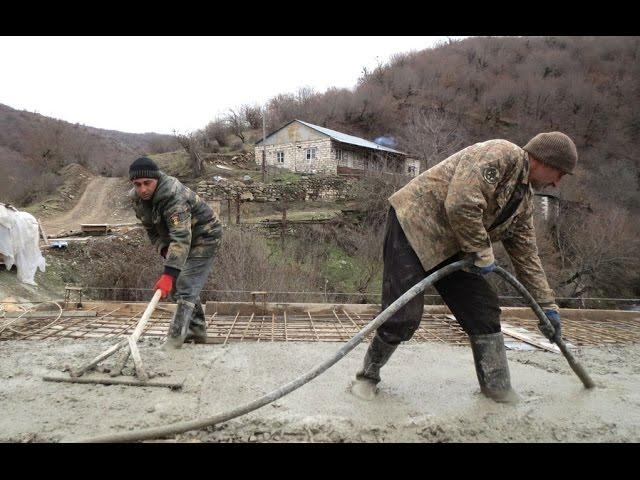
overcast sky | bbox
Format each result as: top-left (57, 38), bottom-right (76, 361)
top-left (1, 36), bottom-right (466, 135)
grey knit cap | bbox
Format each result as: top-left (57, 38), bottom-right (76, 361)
top-left (129, 156), bottom-right (160, 180)
top-left (523, 132), bottom-right (578, 174)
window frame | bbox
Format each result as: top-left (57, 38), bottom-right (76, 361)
top-left (306, 147), bottom-right (317, 160)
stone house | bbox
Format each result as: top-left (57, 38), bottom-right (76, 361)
top-left (255, 120), bottom-right (420, 177)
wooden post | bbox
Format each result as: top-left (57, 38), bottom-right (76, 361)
top-left (37, 219), bottom-right (50, 246)
top-left (226, 198), bottom-right (232, 226)
top-left (281, 196), bottom-right (287, 250)
top-left (236, 194), bottom-right (241, 224)
top-left (262, 110), bottom-right (266, 183)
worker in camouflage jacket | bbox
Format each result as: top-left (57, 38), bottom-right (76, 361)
top-left (351, 132), bottom-right (578, 404)
top-left (128, 157), bottom-right (223, 349)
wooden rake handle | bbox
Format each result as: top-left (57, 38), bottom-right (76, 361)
top-left (70, 290), bottom-right (163, 378)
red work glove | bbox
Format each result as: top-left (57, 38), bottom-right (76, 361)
top-left (154, 274), bottom-right (174, 299)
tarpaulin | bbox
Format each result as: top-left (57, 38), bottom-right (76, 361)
top-left (0, 204), bottom-right (46, 285)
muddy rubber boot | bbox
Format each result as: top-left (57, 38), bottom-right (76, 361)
top-left (351, 333), bottom-right (398, 401)
top-left (163, 300), bottom-right (195, 350)
top-left (185, 302), bottom-right (208, 344)
top-left (469, 332), bottom-right (521, 404)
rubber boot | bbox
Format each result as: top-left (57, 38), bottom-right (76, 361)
top-left (163, 300), bottom-right (195, 350)
top-left (185, 302), bottom-right (208, 344)
top-left (469, 332), bottom-right (520, 404)
top-left (351, 333), bottom-right (398, 400)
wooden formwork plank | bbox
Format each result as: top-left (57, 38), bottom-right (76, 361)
top-left (256, 315), bottom-right (266, 342)
top-left (240, 313), bottom-right (255, 342)
top-left (222, 312), bottom-right (241, 346)
top-left (331, 310), bottom-right (355, 338)
top-left (341, 311), bottom-right (361, 336)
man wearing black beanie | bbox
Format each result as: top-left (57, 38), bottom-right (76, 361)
top-left (129, 157), bottom-right (223, 348)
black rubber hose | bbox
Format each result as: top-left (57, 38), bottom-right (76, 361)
top-left (72, 259), bottom-right (595, 442)
top-left (492, 266), bottom-right (595, 389)
top-left (71, 259), bottom-right (471, 442)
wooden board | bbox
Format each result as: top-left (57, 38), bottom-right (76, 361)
top-left (501, 322), bottom-right (561, 353)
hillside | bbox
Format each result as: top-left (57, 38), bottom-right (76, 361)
top-left (258, 36), bottom-right (640, 212)
top-left (1, 36), bottom-right (638, 304)
top-left (0, 103), bottom-right (178, 206)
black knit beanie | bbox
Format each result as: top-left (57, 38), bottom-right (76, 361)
top-left (129, 157), bottom-right (160, 180)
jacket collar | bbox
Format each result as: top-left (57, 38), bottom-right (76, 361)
top-left (150, 171), bottom-right (169, 204)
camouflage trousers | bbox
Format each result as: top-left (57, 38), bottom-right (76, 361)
top-left (376, 207), bottom-right (502, 345)
top-left (170, 255), bottom-right (216, 330)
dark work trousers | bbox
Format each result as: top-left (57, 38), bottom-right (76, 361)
top-left (171, 256), bottom-right (216, 329)
top-left (376, 207), bottom-right (502, 345)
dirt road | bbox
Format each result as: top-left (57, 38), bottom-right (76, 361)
top-left (41, 177), bottom-right (136, 236)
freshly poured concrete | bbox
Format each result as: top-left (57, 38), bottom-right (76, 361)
top-left (0, 338), bottom-right (638, 442)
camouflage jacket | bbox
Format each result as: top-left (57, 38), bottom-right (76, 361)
top-left (389, 139), bottom-right (556, 307)
top-left (130, 172), bottom-right (222, 273)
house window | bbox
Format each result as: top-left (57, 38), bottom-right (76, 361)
top-left (343, 151), bottom-right (352, 166)
top-left (306, 147), bottom-right (317, 160)
top-left (407, 165), bottom-right (416, 175)
top-left (335, 149), bottom-right (343, 161)
top-left (277, 151), bottom-right (285, 163)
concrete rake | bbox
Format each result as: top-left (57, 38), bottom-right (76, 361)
top-left (43, 290), bottom-right (183, 390)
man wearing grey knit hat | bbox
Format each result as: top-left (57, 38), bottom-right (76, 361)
top-left (351, 132), bottom-right (578, 405)
top-left (523, 132), bottom-right (578, 188)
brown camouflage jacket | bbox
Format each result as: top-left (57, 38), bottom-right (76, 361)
top-left (389, 139), bottom-right (556, 307)
top-left (130, 172), bottom-right (222, 272)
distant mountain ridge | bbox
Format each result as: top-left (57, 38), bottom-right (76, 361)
top-left (0, 102), bottom-right (178, 205)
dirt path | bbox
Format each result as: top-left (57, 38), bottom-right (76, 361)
top-left (0, 339), bottom-right (638, 442)
top-left (41, 177), bottom-right (136, 236)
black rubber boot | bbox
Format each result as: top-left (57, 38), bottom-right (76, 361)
top-left (163, 300), bottom-right (195, 350)
top-left (351, 333), bottom-right (398, 400)
top-left (185, 302), bottom-right (208, 344)
top-left (469, 332), bottom-right (520, 404)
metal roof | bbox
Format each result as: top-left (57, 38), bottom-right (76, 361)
top-left (256, 119), bottom-right (407, 155)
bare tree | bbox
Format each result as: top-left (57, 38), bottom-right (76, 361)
top-left (554, 205), bottom-right (640, 299)
top-left (226, 109), bottom-right (247, 144)
top-left (203, 119), bottom-right (230, 148)
top-left (398, 106), bottom-right (466, 171)
top-left (240, 104), bottom-right (263, 129)
top-left (173, 131), bottom-right (203, 177)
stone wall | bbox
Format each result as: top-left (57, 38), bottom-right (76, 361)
top-left (255, 138), bottom-right (335, 175)
top-left (197, 175), bottom-right (355, 203)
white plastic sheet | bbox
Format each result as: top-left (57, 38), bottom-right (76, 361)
top-left (0, 205), bottom-right (46, 285)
